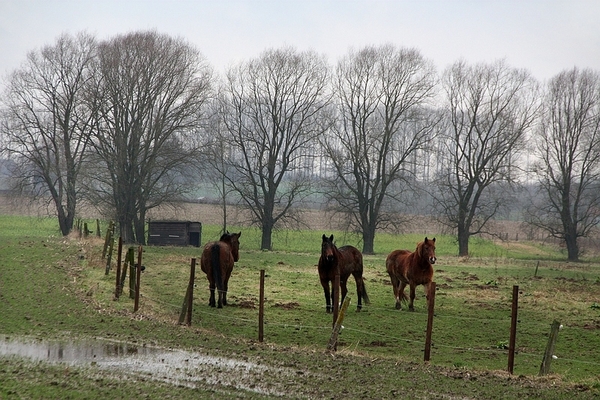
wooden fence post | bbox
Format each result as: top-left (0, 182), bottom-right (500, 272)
top-left (102, 221), bottom-right (114, 259)
top-left (105, 239), bottom-right (112, 275)
top-left (96, 219), bottom-right (101, 238)
top-left (104, 223), bottom-right (115, 275)
top-left (259, 269), bottom-right (265, 342)
top-left (186, 258), bottom-right (195, 325)
top-left (539, 320), bottom-right (561, 376)
top-left (507, 285), bottom-right (519, 374)
top-left (115, 237), bottom-right (123, 298)
top-left (424, 282), bottom-right (436, 362)
top-left (120, 247), bottom-right (133, 297)
top-left (129, 260), bottom-right (136, 299)
top-left (179, 258), bottom-right (196, 325)
top-left (134, 245), bottom-right (142, 312)
top-left (328, 296), bottom-right (350, 351)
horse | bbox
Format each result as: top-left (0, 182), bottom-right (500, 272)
top-left (386, 237), bottom-right (436, 311)
top-left (200, 231), bottom-right (241, 308)
top-left (318, 234), bottom-right (370, 313)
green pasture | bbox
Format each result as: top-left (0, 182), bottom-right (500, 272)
top-left (1, 214), bottom-right (600, 399)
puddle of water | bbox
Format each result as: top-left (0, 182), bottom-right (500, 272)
top-left (0, 335), bottom-right (301, 397)
top-left (0, 336), bottom-right (150, 362)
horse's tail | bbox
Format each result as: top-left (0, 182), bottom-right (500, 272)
top-left (400, 291), bottom-right (409, 304)
top-left (361, 279), bottom-right (370, 304)
top-left (211, 243), bottom-right (223, 293)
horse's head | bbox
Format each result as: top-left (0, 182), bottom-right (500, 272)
top-left (221, 231), bottom-right (242, 262)
top-left (418, 237), bottom-right (437, 265)
top-left (321, 234), bottom-right (336, 263)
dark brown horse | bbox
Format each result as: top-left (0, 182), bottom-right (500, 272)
top-left (386, 237), bottom-right (436, 311)
top-left (200, 231), bottom-right (241, 308)
top-left (318, 234), bottom-right (369, 313)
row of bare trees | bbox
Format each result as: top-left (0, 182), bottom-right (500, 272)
top-left (0, 32), bottom-right (213, 244)
top-left (2, 30), bottom-right (600, 260)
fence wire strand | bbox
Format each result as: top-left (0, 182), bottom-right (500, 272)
top-left (124, 271), bottom-right (600, 373)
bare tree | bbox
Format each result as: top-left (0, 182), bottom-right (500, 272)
top-left (220, 47), bottom-right (330, 250)
top-left (321, 45), bottom-right (438, 254)
top-left (199, 96), bottom-right (237, 234)
top-left (434, 60), bottom-right (540, 256)
top-left (525, 68), bottom-right (600, 261)
top-left (87, 31), bottom-right (213, 244)
top-left (0, 32), bottom-right (97, 235)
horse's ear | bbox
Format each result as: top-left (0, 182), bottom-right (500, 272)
top-left (322, 234), bottom-right (327, 241)
top-left (329, 234), bottom-right (334, 242)
top-left (432, 237), bottom-right (436, 243)
top-left (237, 232), bottom-right (242, 237)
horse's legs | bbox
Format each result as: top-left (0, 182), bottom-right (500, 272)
top-left (340, 278), bottom-right (348, 306)
top-left (222, 270), bottom-right (232, 306)
top-left (217, 289), bottom-right (223, 308)
top-left (321, 279), bottom-right (332, 313)
top-left (352, 275), bottom-right (364, 311)
top-left (355, 277), bottom-right (362, 311)
top-left (388, 275), bottom-right (399, 308)
top-left (208, 282), bottom-right (216, 308)
top-left (409, 283), bottom-right (416, 311)
top-left (397, 281), bottom-right (407, 310)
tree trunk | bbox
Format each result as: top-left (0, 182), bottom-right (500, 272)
top-left (565, 231), bottom-right (579, 262)
top-left (261, 223), bottom-right (273, 251)
top-left (56, 204), bottom-right (70, 236)
top-left (52, 188), bottom-right (75, 236)
top-left (221, 177), bottom-right (227, 235)
top-left (261, 195), bottom-right (275, 250)
top-left (458, 226), bottom-right (469, 257)
top-left (362, 224), bottom-right (376, 255)
top-left (134, 209), bottom-right (146, 245)
top-left (119, 216), bottom-right (135, 244)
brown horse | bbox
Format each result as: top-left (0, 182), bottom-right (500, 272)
top-left (386, 237), bottom-right (436, 311)
top-left (318, 234), bottom-right (369, 313)
top-left (200, 231), bottom-right (241, 308)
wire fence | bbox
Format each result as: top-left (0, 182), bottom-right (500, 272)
top-left (103, 241), bottom-right (600, 376)
top-left (133, 282), bottom-right (600, 372)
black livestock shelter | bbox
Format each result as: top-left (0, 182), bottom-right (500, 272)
top-left (147, 220), bottom-right (202, 247)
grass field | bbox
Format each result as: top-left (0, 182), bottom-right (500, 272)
top-left (1, 214), bottom-right (600, 399)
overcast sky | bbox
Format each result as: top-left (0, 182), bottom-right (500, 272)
top-left (1, 0), bottom-right (599, 85)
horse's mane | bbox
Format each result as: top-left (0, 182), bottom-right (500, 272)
top-left (415, 241), bottom-right (424, 258)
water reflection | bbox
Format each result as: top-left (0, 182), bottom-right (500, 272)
top-left (0, 336), bottom-right (149, 362)
top-left (0, 335), bottom-right (299, 396)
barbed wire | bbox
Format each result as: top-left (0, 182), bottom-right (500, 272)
top-left (125, 274), bottom-right (600, 373)
top-left (116, 283), bottom-right (600, 372)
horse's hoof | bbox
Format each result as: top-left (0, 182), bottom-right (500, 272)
top-left (409, 307), bottom-right (415, 312)
top-left (395, 302), bottom-right (402, 310)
